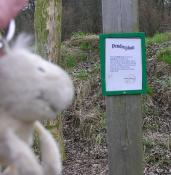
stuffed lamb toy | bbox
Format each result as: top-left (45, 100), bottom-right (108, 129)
top-left (0, 34), bottom-right (74, 175)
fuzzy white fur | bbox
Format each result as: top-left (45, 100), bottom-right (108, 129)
top-left (0, 34), bottom-right (74, 122)
top-left (0, 35), bottom-right (74, 175)
top-left (34, 121), bottom-right (62, 175)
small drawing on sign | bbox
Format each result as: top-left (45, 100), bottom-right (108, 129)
top-left (124, 74), bottom-right (136, 84)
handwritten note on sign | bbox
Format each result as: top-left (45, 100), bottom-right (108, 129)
top-left (105, 38), bottom-right (142, 92)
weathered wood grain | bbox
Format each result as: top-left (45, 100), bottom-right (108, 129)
top-left (106, 96), bottom-right (143, 175)
top-left (102, 0), bottom-right (139, 33)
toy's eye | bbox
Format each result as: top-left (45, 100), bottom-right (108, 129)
top-left (37, 67), bottom-right (46, 73)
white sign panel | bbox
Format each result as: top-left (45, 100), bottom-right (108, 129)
top-left (105, 38), bottom-right (142, 92)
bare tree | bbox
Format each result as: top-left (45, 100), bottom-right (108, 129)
top-left (34, 0), bottom-right (65, 159)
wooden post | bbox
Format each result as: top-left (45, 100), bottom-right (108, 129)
top-left (102, 0), bottom-right (143, 175)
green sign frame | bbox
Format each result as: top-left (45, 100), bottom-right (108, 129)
top-left (99, 32), bottom-right (147, 96)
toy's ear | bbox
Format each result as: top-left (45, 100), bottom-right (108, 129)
top-left (11, 33), bottom-right (33, 51)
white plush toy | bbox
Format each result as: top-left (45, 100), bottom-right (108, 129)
top-left (0, 34), bottom-right (74, 175)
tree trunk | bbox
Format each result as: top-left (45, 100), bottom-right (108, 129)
top-left (34, 0), bottom-right (65, 159)
top-left (34, 0), bottom-right (61, 63)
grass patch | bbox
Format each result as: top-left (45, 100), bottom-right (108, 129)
top-left (80, 42), bottom-right (92, 51)
top-left (62, 55), bottom-right (77, 68)
top-left (75, 70), bottom-right (89, 80)
top-left (143, 137), bottom-right (154, 150)
top-left (144, 122), bottom-right (160, 131)
top-left (80, 108), bottom-right (106, 145)
top-left (157, 47), bottom-right (171, 64)
top-left (71, 31), bottom-right (87, 39)
top-left (146, 32), bottom-right (171, 45)
top-left (146, 85), bottom-right (153, 96)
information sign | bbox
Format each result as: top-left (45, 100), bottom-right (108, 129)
top-left (99, 33), bottom-right (146, 95)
